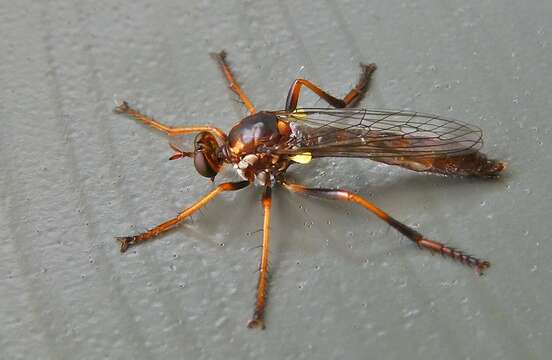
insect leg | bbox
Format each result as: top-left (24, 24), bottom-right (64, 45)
top-left (117, 181), bottom-right (250, 252)
top-left (114, 101), bottom-right (227, 141)
top-left (285, 63), bottom-right (377, 112)
top-left (247, 185), bottom-right (272, 330)
top-left (210, 51), bottom-right (257, 114)
top-left (282, 181), bottom-right (490, 274)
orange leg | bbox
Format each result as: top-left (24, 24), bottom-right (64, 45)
top-left (285, 63), bottom-right (377, 112)
top-left (282, 181), bottom-right (490, 274)
top-left (117, 181), bottom-right (250, 252)
top-left (247, 185), bottom-right (272, 329)
top-left (114, 101), bottom-right (227, 141)
top-left (210, 51), bottom-right (257, 114)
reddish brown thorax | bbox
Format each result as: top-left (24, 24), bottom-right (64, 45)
top-left (223, 111), bottom-right (293, 183)
top-left (226, 112), bottom-right (284, 157)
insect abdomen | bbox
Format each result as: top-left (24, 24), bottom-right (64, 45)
top-left (381, 151), bottom-right (505, 177)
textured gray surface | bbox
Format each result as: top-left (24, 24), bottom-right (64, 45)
top-left (1, 1), bottom-right (551, 359)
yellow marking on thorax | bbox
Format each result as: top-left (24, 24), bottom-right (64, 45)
top-left (290, 108), bottom-right (307, 120)
top-left (289, 152), bottom-right (312, 164)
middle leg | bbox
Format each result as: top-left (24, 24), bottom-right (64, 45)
top-left (117, 181), bottom-right (250, 252)
top-left (247, 185), bottom-right (272, 329)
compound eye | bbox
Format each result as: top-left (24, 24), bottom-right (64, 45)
top-left (194, 151), bottom-right (217, 179)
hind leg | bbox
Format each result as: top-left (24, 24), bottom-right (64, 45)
top-left (285, 63), bottom-right (377, 112)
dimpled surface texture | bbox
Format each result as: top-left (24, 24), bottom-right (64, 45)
top-left (1, 1), bottom-right (551, 359)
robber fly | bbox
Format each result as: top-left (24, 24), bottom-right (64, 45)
top-left (114, 51), bottom-right (505, 329)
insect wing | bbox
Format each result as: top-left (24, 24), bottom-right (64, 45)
top-left (273, 108), bottom-right (483, 159)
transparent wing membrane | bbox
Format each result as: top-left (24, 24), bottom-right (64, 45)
top-left (274, 108), bottom-right (483, 158)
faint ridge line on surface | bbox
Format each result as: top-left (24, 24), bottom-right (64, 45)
top-left (325, 2), bottom-right (538, 358)
top-left (325, 0), bottom-right (365, 64)
top-left (0, 7), bottom-right (81, 360)
top-left (72, 2), bottom-right (180, 357)
top-left (235, 0), bottom-right (281, 111)
top-left (435, 3), bottom-right (542, 358)
top-left (276, 3), bottom-right (481, 358)
top-left (2, 142), bottom-right (60, 360)
top-left (278, 0), bottom-right (322, 83)
top-left (323, 2), bottom-right (468, 357)
top-left (108, 3), bottom-right (232, 349)
top-left (37, 3), bottom-right (154, 358)
top-left (277, 0), bottom-right (370, 195)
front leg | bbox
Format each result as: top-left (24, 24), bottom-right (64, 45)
top-left (117, 181), bottom-right (250, 252)
top-left (114, 101), bottom-right (227, 141)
